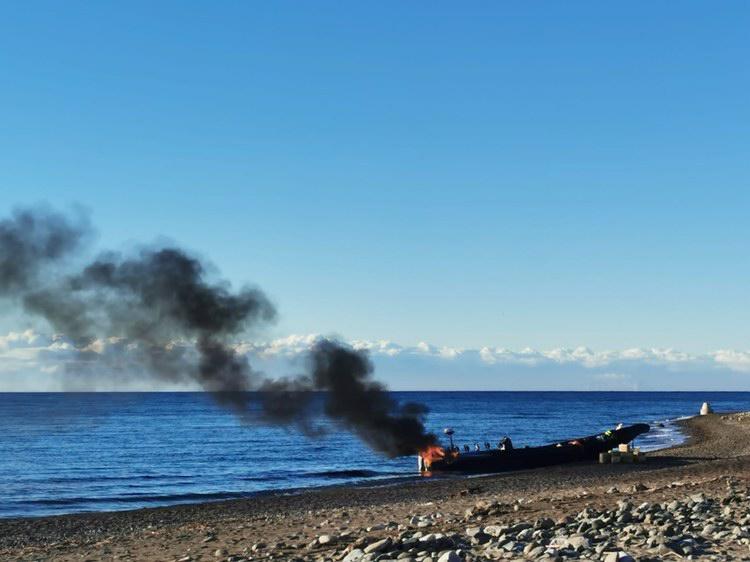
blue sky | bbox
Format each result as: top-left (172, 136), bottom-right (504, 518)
top-left (1, 2), bottom-right (748, 364)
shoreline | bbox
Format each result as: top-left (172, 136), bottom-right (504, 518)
top-left (0, 416), bottom-right (691, 522)
top-left (5, 412), bottom-right (750, 560)
top-left (0, 415), bottom-right (690, 523)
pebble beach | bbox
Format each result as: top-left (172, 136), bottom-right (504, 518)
top-left (3, 412), bottom-right (750, 562)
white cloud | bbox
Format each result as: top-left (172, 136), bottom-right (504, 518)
top-left (2, 330), bottom-right (750, 391)
top-left (0, 329), bottom-right (47, 350)
top-left (596, 372), bottom-right (630, 380)
top-left (711, 350), bottom-right (750, 373)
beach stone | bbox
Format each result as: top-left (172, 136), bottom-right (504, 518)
top-left (646, 533), bottom-right (666, 547)
top-left (436, 552), bottom-right (460, 562)
top-left (465, 526), bottom-right (483, 538)
top-left (566, 535), bottom-right (590, 551)
top-left (343, 550), bottom-right (364, 562)
top-left (535, 517), bottom-right (555, 530)
top-left (317, 534), bottom-right (334, 545)
top-left (509, 522), bottom-right (532, 534)
top-left (516, 528), bottom-right (533, 541)
top-left (469, 531), bottom-right (490, 545)
top-left (364, 538), bottom-right (392, 554)
top-left (526, 545), bottom-right (546, 558)
top-left (616, 512), bottom-right (632, 524)
top-left (484, 525), bottom-right (505, 537)
top-left (603, 552), bottom-right (635, 562)
top-left (497, 539), bottom-right (514, 551)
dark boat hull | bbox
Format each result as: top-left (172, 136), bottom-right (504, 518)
top-left (423, 423), bottom-right (650, 473)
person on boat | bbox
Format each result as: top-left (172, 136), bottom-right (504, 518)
top-left (484, 441), bottom-right (491, 450)
top-left (500, 436), bottom-right (513, 451)
top-left (616, 422), bottom-right (624, 430)
top-left (474, 443), bottom-right (481, 452)
top-left (463, 444), bottom-right (470, 452)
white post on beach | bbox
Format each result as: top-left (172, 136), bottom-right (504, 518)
top-left (700, 402), bottom-right (713, 415)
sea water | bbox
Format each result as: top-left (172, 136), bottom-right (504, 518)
top-left (2, 391), bottom-right (749, 518)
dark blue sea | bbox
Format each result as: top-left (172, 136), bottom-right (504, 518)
top-left (2, 391), bottom-right (749, 519)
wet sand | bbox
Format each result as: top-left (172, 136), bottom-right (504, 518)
top-left (3, 413), bottom-right (750, 561)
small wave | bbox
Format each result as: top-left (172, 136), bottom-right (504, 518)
top-left (38, 474), bottom-right (194, 484)
top-left (25, 490), bottom-right (254, 506)
top-left (304, 469), bottom-right (387, 479)
top-left (638, 416), bottom-right (689, 451)
top-left (238, 474), bottom-right (290, 482)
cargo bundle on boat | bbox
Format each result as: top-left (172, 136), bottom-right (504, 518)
top-left (418, 423), bottom-right (650, 473)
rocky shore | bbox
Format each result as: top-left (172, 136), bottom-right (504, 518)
top-left (4, 412), bottom-right (750, 561)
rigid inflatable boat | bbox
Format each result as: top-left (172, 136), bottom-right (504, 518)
top-left (419, 423), bottom-right (650, 473)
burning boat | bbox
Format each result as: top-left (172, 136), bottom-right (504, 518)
top-left (419, 423), bottom-right (650, 473)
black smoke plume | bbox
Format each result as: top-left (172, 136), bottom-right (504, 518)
top-left (0, 206), bottom-right (436, 456)
top-left (261, 340), bottom-right (436, 457)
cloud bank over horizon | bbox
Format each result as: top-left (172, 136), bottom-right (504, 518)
top-left (2, 330), bottom-right (750, 392)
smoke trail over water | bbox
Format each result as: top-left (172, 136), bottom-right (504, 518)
top-left (0, 206), bottom-right (435, 456)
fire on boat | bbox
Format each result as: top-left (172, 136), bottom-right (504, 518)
top-left (418, 423), bottom-right (650, 473)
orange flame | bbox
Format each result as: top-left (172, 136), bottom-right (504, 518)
top-left (419, 445), bottom-right (446, 471)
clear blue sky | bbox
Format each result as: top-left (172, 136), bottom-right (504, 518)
top-left (1, 2), bottom-right (748, 352)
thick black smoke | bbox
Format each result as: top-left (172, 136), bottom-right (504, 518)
top-left (261, 340), bottom-right (436, 457)
top-left (0, 206), bottom-right (436, 456)
top-left (0, 207), bottom-right (89, 293)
